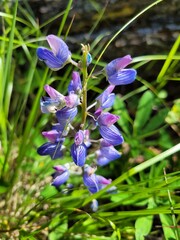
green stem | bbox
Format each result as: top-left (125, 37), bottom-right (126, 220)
top-left (81, 45), bottom-right (89, 129)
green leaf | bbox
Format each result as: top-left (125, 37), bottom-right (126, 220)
top-left (159, 214), bottom-right (178, 240)
top-left (157, 35), bottom-right (180, 83)
top-left (133, 91), bottom-right (154, 134)
top-left (40, 185), bottom-right (58, 199)
top-left (20, 230), bottom-right (37, 240)
top-left (0, 185), bottom-right (8, 194)
top-left (141, 108), bottom-right (168, 134)
top-left (0, 180), bottom-right (9, 194)
top-left (135, 215), bottom-right (153, 240)
top-left (49, 215), bottom-right (68, 240)
top-left (113, 95), bottom-right (131, 135)
top-left (165, 99), bottom-right (180, 124)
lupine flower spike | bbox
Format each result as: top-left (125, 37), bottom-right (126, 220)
top-left (36, 34), bottom-right (137, 211)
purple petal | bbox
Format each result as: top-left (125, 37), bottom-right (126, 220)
top-left (46, 35), bottom-right (71, 63)
top-left (40, 97), bottom-right (61, 113)
top-left (98, 112), bottom-right (119, 126)
top-left (56, 107), bottom-right (78, 125)
top-left (44, 84), bottom-right (64, 100)
top-left (100, 139), bottom-right (111, 147)
top-left (106, 55), bottom-right (132, 76)
top-left (53, 165), bottom-right (67, 172)
top-left (96, 85), bottom-right (115, 109)
top-left (96, 175), bottom-right (111, 185)
top-left (65, 93), bottom-right (80, 108)
top-left (102, 93), bottom-right (115, 109)
top-left (51, 170), bottom-right (69, 187)
top-left (70, 143), bottom-right (87, 166)
top-left (37, 47), bottom-right (64, 70)
top-left (100, 145), bottom-right (121, 160)
top-left (96, 85), bottom-right (114, 102)
top-left (94, 108), bottom-right (103, 118)
top-left (37, 142), bottom-right (64, 159)
top-left (83, 130), bottom-right (91, 148)
top-left (96, 155), bottom-right (113, 166)
top-left (108, 69), bottom-right (137, 86)
top-left (99, 125), bottom-right (124, 146)
top-left (42, 130), bottom-right (61, 143)
top-left (74, 130), bottom-right (84, 145)
top-left (83, 168), bottom-right (99, 193)
top-left (68, 71), bottom-right (82, 93)
top-left (52, 123), bottom-right (66, 132)
top-left (96, 144), bottom-right (121, 166)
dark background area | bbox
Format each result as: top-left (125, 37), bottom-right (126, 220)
top-left (23, 0), bottom-right (180, 101)
top-left (27, 0), bottom-right (180, 58)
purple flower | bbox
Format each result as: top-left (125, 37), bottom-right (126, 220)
top-left (56, 107), bottom-right (78, 132)
top-left (37, 129), bottom-right (64, 159)
top-left (105, 55), bottom-right (137, 85)
top-left (96, 85), bottom-right (115, 109)
top-left (68, 71), bottom-right (82, 94)
top-left (97, 112), bottom-right (119, 127)
top-left (74, 130), bottom-right (84, 145)
top-left (83, 165), bottom-right (112, 193)
top-left (51, 165), bottom-right (69, 187)
top-left (37, 141), bottom-right (64, 160)
top-left (70, 144), bottom-right (87, 167)
top-left (40, 97), bottom-right (61, 113)
top-left (96, 175), bottom-right (111, 189)
top-left (42, 129), bottom-right (62, 143)
top-left (65, 93), bottom-right (80, 108)
top-left (44, 84), bottom-right (64, 99)
top-left (83, 130), bottom-right (91, 148)
top-left (71, 130), bottom-right (87, 166)
top-left (99, 124), bottom-right (124, 146)
top-left (96, 140), bottom-right (121, 166)
top-left (83, 166), bottom-right (99, 193)
top-left (37, 34), bottom-right (71, 70)
top-left (95, 111), bottom-right (123, 145)
top-left (40, 85), bottom-right (65, 113)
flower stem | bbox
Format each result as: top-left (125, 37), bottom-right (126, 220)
top-left (81, 45), bottom-right (89, 129)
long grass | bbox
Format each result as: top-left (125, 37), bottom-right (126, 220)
top-left (0, 0), bottom-right (180, 239)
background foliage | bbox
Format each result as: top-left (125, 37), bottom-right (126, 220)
top-left (0, 0), bottom-right (180, 239)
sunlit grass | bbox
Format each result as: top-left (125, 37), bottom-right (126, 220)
top-left (0, 0), bottom-right (180, 239)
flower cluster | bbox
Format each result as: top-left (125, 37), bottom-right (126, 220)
top-left (37, 34), bottom-right (136, 211)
